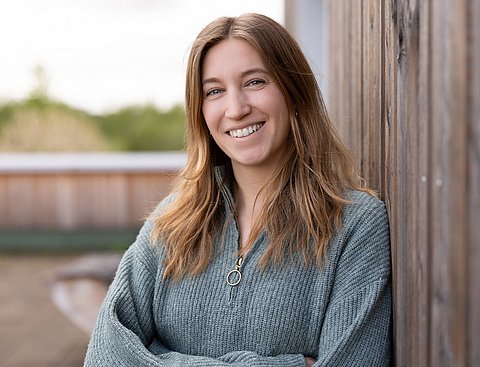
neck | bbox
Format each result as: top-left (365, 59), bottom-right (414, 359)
top-left (232, 164), bottom-right (272, 210)
top-left (231, 164), bottom-right (273, 247)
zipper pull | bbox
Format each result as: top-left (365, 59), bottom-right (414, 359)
top-left (226, 256), bottom-right (243, 286)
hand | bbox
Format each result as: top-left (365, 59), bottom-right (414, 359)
top-left (304, 356), bottom-right (316, 367)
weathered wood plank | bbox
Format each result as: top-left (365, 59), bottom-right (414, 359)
top-left (396, 0), bottom-right (431, 365)
top-left (429, 0), bottom-right (468, 365)
top-left (326, 0), bottom-right (364, 173)
top-left (349, 0), bottom-right (364, 168)
top-left (413, 0), bottom-right (430, 363)
top-left (467, 1), bottom-right (480, 365)
top-left (362, 0), bottom-right (383, 189)
top-left (383, 2), bottom-right (402, 364)
top-left (327, 0), bottom-right (346, 136)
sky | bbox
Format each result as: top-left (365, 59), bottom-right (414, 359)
top-left (0, 0), bottom-right (284, 114)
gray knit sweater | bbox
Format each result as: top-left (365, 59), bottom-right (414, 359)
top-left (84, 179), bottom-right (391, 366)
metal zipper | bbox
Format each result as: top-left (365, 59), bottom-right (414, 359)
top-left (217, 178), bottom-right (244, 287)
top-left (226, 256), bottom-right (243, 286)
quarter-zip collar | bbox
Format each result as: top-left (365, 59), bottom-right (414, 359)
top-left (214, 165), bottom-right (236, 217)
top-left (214, 165), bottom-right (246, 288)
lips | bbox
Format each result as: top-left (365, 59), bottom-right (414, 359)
top-left (228, 122), bottom-right (265, 138)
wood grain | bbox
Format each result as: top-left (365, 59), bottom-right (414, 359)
top-left (327, 0), bottom-right (479, 365)
top-left (467, 1), bottom-right (480, 365)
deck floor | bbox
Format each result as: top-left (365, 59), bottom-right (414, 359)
top-left (0, 254), bottom-right (91, 367)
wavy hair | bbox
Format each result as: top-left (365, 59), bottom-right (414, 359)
top-left (150, 13), bottom-right (369, 280)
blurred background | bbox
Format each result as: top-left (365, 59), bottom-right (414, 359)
top-left (0, 1), bottom-right (329, 366)
top-left (2, 0), bottom-right (478, 366)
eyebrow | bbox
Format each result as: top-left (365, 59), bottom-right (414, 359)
top-left (202, 68), bottom-right (269, 85)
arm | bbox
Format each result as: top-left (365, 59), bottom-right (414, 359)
top-left (84, 221), bottom-right (306, 367)
top-left (314, 198), bottom-right (392, 367)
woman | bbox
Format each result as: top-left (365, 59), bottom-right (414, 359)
top-left (84, 13), bottom-right (391, 367)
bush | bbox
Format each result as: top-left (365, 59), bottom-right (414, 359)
top-left (0, 98), bottom-right (187, 152)
top-left (0, 103), bottom-right (110, 152)
top-left (96, 104), bottom-right (186, 151)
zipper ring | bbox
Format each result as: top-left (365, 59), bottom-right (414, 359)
top-left (226, 269), bottom-right (242, 286)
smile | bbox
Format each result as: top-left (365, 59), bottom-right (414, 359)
top-left (228, 123), bottom-right (265, 138)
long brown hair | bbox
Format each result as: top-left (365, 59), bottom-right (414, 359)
top-left (150, 13), bottom-right (368, 280)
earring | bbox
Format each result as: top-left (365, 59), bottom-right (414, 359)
top-left (295, 111), bottom-right (299, 117)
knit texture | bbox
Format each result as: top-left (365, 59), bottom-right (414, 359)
top-left (84, 182), bottom-right (391, 366)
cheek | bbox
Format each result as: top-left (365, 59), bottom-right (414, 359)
top-left (262, 87), bottom-right (289, 113)
top-left (266, 96), bottom-right (290, 127)
top-left (201, 103), bottom-right (219, 132)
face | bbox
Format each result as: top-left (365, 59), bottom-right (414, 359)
top-left (201, 38), bottom-right (291, 175)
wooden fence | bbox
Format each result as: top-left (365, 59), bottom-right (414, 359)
top-left (327, 0), bottom-right (479, 366)
top-left (0, 153), bottom-right (185, 231)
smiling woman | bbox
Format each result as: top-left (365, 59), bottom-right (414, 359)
top-left (84, 13), bottom-right (392, 367)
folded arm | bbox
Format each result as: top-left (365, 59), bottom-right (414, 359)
top-left (84, 221), bottom-right (306, 367)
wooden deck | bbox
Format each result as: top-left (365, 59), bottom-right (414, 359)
top-left (0, 254), bottom-right (92, 367)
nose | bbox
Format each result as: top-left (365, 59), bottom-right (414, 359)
top-left (225, 90), bottom-right (251, 120)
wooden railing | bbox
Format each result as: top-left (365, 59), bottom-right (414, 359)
top-left (0, 152), bottom-right (186, 231)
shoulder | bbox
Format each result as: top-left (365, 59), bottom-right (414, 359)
top-left (332, 189), bottom-right (390, 271)
top-left (327, 190), bottom-right (391, 294)
top-left (343, 189), bottom-right (386, 215)
top-left (342, 190), bottom-right (389, 232)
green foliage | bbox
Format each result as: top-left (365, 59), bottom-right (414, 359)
top-left (0, 97), bottom-right (186, 152)
top-left (0, 103), bottom-right (15, 132)
top-left (96, 104), bottom-right (186, 151)
top-left (0, 102), bottom-right (110, 152)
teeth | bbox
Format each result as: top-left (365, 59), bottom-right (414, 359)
top-left (229, 123), bottom-right (264, 138)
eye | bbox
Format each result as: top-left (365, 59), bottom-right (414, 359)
top-left (246, 79), bottom-right (266, 88)
top-left (205, 88), bottom-right (224, 97)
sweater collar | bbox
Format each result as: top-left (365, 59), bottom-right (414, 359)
top-left (214, 166), bottom-right (236, 215)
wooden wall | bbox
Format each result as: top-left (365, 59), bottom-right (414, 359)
top-left (327, 0), bottom-right (479, 366)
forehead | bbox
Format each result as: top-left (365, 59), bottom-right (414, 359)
top-left (201, 38), bottom-right (266, 78)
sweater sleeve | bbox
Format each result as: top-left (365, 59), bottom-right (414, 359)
top-left (84, 220), bottom-right (306, 367)
top-left (314, 197), bottom-right (392, 367)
